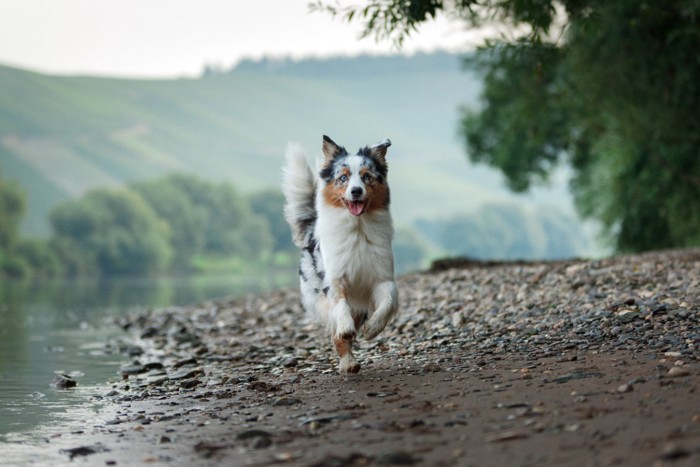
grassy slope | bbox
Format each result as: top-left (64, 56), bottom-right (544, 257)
top-left (0, 53), bottom-right (574, 237)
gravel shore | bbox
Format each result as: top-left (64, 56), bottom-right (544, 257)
top-left (17, 249), bottom-right (700, 465)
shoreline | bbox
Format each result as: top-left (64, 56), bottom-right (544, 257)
top-left (6, 249), bottom-right (700, 465)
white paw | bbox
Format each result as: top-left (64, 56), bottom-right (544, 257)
top-left (338, 355), bottom-right (361, 373)
top-left (362, 318), bottom-right (386, 341)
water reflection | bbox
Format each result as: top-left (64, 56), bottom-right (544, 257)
top-left (0, 269), bottom-right (295, 441)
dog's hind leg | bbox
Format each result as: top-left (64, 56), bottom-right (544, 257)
top-left (363, 281), bottom-right (399, 341)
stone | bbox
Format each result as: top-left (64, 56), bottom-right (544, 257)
top-left (272, 396), bottom-right (302, 406)
top-left (51, 374), bottom-right (77, 389)
top-left (667, 366), bottom-right (690, 378)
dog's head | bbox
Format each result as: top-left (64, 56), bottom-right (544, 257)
top-left (319, 135), bottom-right (391, 217)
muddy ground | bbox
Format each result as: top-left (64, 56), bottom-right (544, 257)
top-left (9, 250), bottom-right (700, 466)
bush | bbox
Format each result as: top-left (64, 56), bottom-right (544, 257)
top-left (50, 188), bottom-right (173, 276)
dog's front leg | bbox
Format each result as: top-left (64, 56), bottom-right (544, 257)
top-left (363, 281), bottom-right (398, 341)
top-left (330, 280), bottom-right (360, 373)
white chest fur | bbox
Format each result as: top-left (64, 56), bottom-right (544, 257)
top-left (316, 200), bottom-right (394, 307)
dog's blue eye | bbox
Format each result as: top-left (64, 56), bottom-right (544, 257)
top-left (339, 175), bottom-right (348, 182)
top-left (362, 173), bottom-right (372, 182)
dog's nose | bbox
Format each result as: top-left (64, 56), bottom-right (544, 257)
top-left (351, 187), bottom-right (363, 199)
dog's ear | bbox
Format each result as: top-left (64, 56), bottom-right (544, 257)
top-left (322, 135), bottom-right (345, 160)
top-left (370, 139), bottom-right (392, 162)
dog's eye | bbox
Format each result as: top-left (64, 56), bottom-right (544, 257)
top-left (362, 173), bottom-right (372, 182)
top-left (339, 175), bottom-right (348, 182)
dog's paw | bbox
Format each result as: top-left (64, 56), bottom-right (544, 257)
top-left (339, 356), bottom-right (361, 374)
top-left (362, 319), bottom-right (386, 341)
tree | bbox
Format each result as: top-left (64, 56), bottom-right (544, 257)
top-left (319, 0), bottom-right (700, 252)
top-left (0, 167), bottom-right (64, 279)
top-left (131, 175), bottom-right (208, 268)
top-left (15, 238), bottom-right (63, 278)
top-left (0, 171), bottom-right (26, 253)
top-left (171, 175), bottom-right (253, 255)
top-left (248, 190), bottom-right (295, 254)
top-left (132, 174), bottom-right (274, 265)
top-left (50, 188), bottom-right (173, 276)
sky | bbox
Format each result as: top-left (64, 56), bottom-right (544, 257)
top-left (0, 0), bottom-right (486, 78)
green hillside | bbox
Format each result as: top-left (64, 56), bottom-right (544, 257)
top-left (0, 52), bottom-right (575, 238)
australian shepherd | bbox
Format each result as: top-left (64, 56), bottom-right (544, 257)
top-left (282, 135), bottom-right (398, 373)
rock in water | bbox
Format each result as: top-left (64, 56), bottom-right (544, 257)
top-left (51, 374), bottom-right (77, 389)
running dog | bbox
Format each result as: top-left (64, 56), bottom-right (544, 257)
top-left (282, 135), bottom-right (398, 373)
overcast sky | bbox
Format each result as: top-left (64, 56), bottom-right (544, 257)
top-left (0, 0), bottom-right (485, 78)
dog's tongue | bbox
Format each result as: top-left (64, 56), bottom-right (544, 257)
top-left (348, 201), bottom-right (365, 216)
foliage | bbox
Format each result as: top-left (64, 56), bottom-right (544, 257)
top-left (0, 172), bottom-right (26, 252)
top-left (311, 0), bottom-right (559, 45)
top-left (15, 238), bottom-right (63, 278)
top-left (1, 169), bottom-right (60, 279)
top-left (131, 175), bottom-right (209, 268)
top-left (323, 0), bottom-right (700, 252)
top-left (248, 190), bottom-right (295, 254)
top-left (310, 0), bottom-right (456, 45)
top-left (50, 188), bottom-right (173, 276)
top-left (49, 174), bottom-right (279, 277)
top-left (170, 176), bottom-right (247, 254)
top-left (134, 174), bottom-right (274, 261)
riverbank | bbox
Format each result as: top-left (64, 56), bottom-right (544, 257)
top-left (8, 249), bottom-right (700, 466)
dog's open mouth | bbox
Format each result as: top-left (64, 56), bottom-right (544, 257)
top-left (346, 200), bottom-right (366, 216)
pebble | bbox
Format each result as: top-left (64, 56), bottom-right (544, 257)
top-left (112, 250), bottom-right (700, 390)
top-left (59, 445), bottom-right (110, 459)
top-left (376, 451), bottom-right (421, 465)
top-left (169, 368), bottom-right (203, 380)
top-left (272, 397), bottom-right (302, 406)
top-left (237, 429), bottom-right (273, 449)
top-left (193, 441), bottom-right (227, 458)
top-left (667, 366), bottom-right (690, 378)
top-left (282, 357), bottom-right (298, 368)
top-left (102, 249), bottom-right (700, 464)
top-left (659, 443), bottom-right (690, 460)
top-left (486, 431), bottom-right (529, 443)
top-left (120, 364), bottom-right (147, 376)
top-left (51, 374), bottom-right (77, 390)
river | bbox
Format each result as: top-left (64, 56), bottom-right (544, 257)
top-left (0, 271), bottom-right (295, 446)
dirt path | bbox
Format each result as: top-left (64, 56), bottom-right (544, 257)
top-left (9, 250), bottom-right (700, 466)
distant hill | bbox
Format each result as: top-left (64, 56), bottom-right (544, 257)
top-left (0, 52), bottom-right (579, 241)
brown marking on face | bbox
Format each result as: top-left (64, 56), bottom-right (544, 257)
top-left (322, 167), bottom-right (350, 210)
top-left (360, 167), bottom-right (390, 213)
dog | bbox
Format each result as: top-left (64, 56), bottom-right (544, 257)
top-left (282, 135), bottom-right (398, 373)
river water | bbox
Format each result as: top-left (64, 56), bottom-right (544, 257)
top-left (0, 271), bottom-right (295, 446)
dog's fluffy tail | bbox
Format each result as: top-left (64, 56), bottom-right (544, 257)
top-left (282, 143), bottom-right (317, 248)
